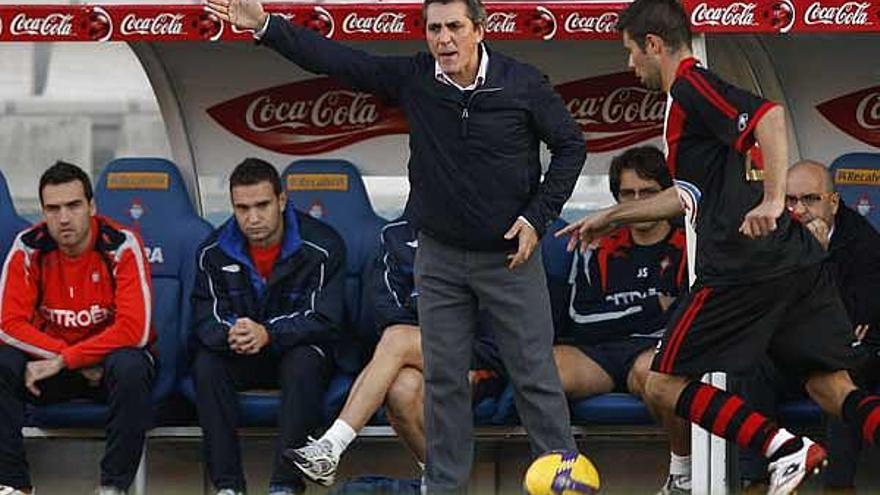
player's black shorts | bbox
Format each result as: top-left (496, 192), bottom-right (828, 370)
top-left (576, 338), bottom-right (658, 392)
top-left (651, 262), bottom-right (859, 377)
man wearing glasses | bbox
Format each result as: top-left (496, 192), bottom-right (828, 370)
top-left (553, 146), bottom-right (692, 495)
top-left (738, 159), bottom-right (880, 493)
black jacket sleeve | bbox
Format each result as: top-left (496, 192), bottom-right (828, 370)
top-left (833, 208), bottom-right (880, 329)
top-left (190, 245), bottom-right (236, 352)
top-left (267, 243), bottom-right (346, 350)
top-left (260, 15), bottom-right (416, 104)
top-left (373, 240), bottom-right (418, 332)
top-left (521, 73), bottom-right (587, 236)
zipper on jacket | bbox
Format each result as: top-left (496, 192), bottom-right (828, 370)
top-left (459, 86), bottom-right (502, 138)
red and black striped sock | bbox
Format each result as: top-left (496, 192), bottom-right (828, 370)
top-left (842, 388), bottom-right (880, 446)
top-left (674, 381), bottom-right (801, 459)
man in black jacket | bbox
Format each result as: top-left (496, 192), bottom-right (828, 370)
top-left (737, 160), bottom-right (880, 493)
top-left (190, 159), bottom-right (346, 495)
top-left (205, 0), bottom-right (584, 490)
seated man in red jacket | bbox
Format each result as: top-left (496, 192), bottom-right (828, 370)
top-left (0, 161), bottom-right (155, 495)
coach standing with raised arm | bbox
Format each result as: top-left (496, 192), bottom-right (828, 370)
top-left (205, 0), bottom-right (584, 490)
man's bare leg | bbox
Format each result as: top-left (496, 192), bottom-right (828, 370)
top-left (284, 325), bottom-right (423, 485)
top-left (629, 352), bottom-right (691, 493)
top-left (385, 366), bottom-right (427, 464)
top-left (338, 325), bottom-right (424, 431)
top-left (804, 369), bottom-right (856, 417)
top-left (552, 345), bottom-right (615, 397)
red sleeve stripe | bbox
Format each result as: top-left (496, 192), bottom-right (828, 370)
top-left (0, 235), bottom-right (58, 359)
top-left (665, 101), bottom-right (687, 178)
top-left (734, 101), bottom-right (779, 153)
top-left (684, 72), bottom-right (737, 119)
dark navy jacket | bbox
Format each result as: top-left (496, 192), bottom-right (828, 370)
top-left (191, 208), bottom-right (346, 355)
top-left (260, 17), bottom-right (586, 251)
top-left (563, 226), bottom-right (688, 345)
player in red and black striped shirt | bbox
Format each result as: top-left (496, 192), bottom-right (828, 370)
top-left (559, 1), bottom-right (880, 494)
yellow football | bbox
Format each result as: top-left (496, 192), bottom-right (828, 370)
top-left (523, 450), bottom-right (601, 495)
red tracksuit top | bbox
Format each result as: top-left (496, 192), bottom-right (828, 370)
top-left (0, 216), bottom-right (154, 369)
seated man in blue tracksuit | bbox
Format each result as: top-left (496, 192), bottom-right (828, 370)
top-left (190, 158), bottom-right (346, 495)
top-left (552, 146), bottom-right (691, 494)
top-left (285, 218), bottom-right (503, 486)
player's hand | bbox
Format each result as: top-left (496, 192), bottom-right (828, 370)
top-left (855, 324), bottom-right (870, 342)
top-left (739, 199), bottom-right (784, 239)
top-left (80, 366), bottom-right (104, 387)
top-left (228, 317), bottom-right (270, 354)
top-left (504, 218), bottom-right (539, 270)
top-left (556, 209), bottom-right (616, 253)
top-left (25, 356), bottom-right (65, 397)
top-left (204, 0), bottom-right (267, 30)
top-left (804, 217), bottom-right (831, 250)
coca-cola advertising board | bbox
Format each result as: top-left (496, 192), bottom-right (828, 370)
top-left (682, 0), bottom-right (880, 33)
top-left (206, 71), bottom-right (662, 159)
top-left (817, 86), bottom-right (880, 148)
top-left (207, 78), bottom-right (409, 155)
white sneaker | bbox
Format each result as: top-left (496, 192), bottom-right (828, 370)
top-left (0, 486), bottom-right (31, 495)
top-left (656, 473), bottom-right (691, 495)
top-left (215, 490), bottom-right (243, 495)
top-left (283, 436), bottom-right (338, 487)
top-left (767, 438), bottom-right (828, 495)
top-left (96, 487), bottom-right (125, 495)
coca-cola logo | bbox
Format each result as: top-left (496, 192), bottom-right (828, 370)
top-left (556, 72), bottom-right (665, 152)
top-left (563, 12), bottom-right (618, 34)
top-left (342, 12), bottom-right (406, 34)
top-left (10, 12), bottom-right (74, 37)
top-left (121, 13), bottom-right (185, 36)
top-left (207, 78), bottom-right (409, 154)
top-left (691, 2), bottom-right (759, 26)
top-left (817, 86), bottom-right (880, 148)
top-left (485, 12), bottom-right (518, 34)
top-left (804, 1), bottom-right (872, 25)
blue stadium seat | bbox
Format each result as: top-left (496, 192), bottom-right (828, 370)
top-left (281, 160), bottom-right (386, 422)
top-left (282, 160), bottom-right (385, 370)
top-left (28, 158), bottom-right (212, 427)
top-left (0, 170), bottom-right (30, 263)
top-left (829, 153), bottom-right (880, 231)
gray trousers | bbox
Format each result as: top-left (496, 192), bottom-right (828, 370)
top-left (415, 232), bottom-right (576, 492)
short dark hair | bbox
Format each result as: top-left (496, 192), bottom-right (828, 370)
top-left (422, 0), bottom-right (487, 27)
top-left (608, 145), bottom-right (673, 200)
top-left (39, 161), bottom-right (93, 205)
top-left (616, 0), bottom-right (692, 52)
top-left (229, 158), bottom-right (282, 196)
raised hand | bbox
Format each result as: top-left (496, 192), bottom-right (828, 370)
top-left (204, 0), bottom-right (267, 30)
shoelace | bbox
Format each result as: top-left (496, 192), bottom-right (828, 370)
top-left (298, 436), bottom-right (333, 459)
